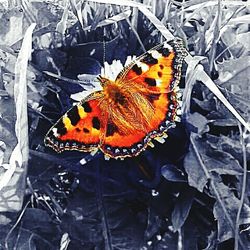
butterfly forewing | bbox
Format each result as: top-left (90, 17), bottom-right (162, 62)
top-left (116, 38), bottom-right (187, 93)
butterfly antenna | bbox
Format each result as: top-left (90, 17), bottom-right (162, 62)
top-left (103, 35), bottom-right (106, 75)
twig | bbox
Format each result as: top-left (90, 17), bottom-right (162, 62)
top-left (234, 124), bottom-right (248, 250)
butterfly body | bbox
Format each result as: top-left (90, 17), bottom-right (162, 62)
top-left (44, 39), bottom-right (188, 159)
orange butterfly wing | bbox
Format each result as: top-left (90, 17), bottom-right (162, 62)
top-left (44, 92), bottom-right (106, 153)
top-left (100, 39), bottom-right (187, 158)
top-left (117, 38), bottom-right (186, 92)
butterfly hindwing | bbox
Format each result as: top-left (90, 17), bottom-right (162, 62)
top-left (100, 91), bottom-right (180, 158)
top-left (44, 92), bottom-right (105, 153)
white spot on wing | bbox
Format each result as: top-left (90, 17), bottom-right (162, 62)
top-left (163, 42), bottom-right (173, 52)
top-left (156, 79), bottom-right (162, 87)
top-left (150, 50), bottom-right (161, 59)
top-left (176, 109), bottom-right (182, 115)
top-left (52, 128), bottom-right (59, 137)
top-left (137, 62), bottom-right (149, 72)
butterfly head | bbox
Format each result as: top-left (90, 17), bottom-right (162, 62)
top-left (97, 75), bottom-right (111, 88)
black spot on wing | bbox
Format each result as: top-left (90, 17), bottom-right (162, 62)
top-left (83, 128), bottom-right (90, 133)
top-left (147, 94), bottom-right (160, 103)
top-left (158, 47), bottom-right (170, 57)
top-left (67, 105), bottom-right (80, 126)
top-left (132, 64), bottom-right (142, 75)
top-left (76, 128), bottom-right (81, 132)
top-left (141, 53), bottom-right (158, 65)
top-left (82, 102), bottom-right (92, 113)
top-left (159, 64), bottom-right (164, 69)
top-left (145, 77), bottom-right (156, 86)
top-left (56, 119), bottom-right (67, 136)
top-left (158, 71), bottom-right (162, 77)
top-left (106, 123), bottom-right (118, 137)
top-left (92, 117), bottom-right (100, 130)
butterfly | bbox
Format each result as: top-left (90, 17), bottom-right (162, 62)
top-left (44, 38), bottom-right (187, 159)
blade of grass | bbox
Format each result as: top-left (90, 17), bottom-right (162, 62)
top-left (90, 3), bottom-right (107, 30)
top-left (69, 0), bottom-right (84, 28)
top-left (182, 2), bottom-right (209, 26)
top-left (87, 0), bottom-right (151, 9)
top-left (182, 56), bottom-right (206, 115)
top-left (56, 0), bottom-right (69, 35)
top-left (234, 124), bottom-right (248, 250)
top-left (160, 0), bottom-right (171, 25)
top-left (194, 63), bottom-right (250, 132)
top-left (126, 17), bottom-right (146, 53)
top-left (208, 0), bottom-right (221, 72)
top-left (0, 23), bottom-right (36, 191)
top-left (181, 0), bottom-right (248, 11)
top-left (21, 0), bottom-right (37, 25)
top-left (83, 9), bottom-right (132, 31)
top-left (128, 1), bottom-right (139, 53)
top-left (227, 14), bottom-right (250, 25)
top-left (11, 23), bottom-right (36, 166)
top-left (139, 5), bottom-right (174, 40)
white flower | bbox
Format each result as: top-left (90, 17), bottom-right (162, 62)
top-left (71, 56), bottom-right (136, 102)
top-left (100, 55), bottom-right (136, 81)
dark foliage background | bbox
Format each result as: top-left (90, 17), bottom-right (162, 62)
top-left (0, 0), bottom-right (249, 250)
